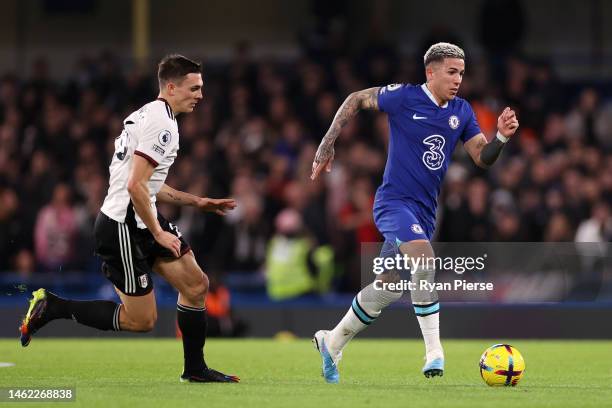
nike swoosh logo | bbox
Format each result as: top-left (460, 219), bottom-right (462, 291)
top-left (413, 114), bottom-right (427, 120)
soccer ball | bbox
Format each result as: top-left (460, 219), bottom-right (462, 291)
top-left (479, 344), bottom-right (525, 386)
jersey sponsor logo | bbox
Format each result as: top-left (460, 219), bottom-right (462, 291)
top-left (158, 130), bottom-right (172, 146)
top-left (413, 113), bottom-right (427, 120)
top-left (139, 274), bottom-right (148, 288)
top-left (449, 115), bottom-right (460, 129)
top-left (422, 134), bottom-right (446, 170)
top-left (411, 224), bottom-right (424, 234)
top-left (152, 144), bottom-right (166, 156)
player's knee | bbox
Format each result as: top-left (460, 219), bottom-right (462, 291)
top-left (184, 273), bottom-right (208, 303)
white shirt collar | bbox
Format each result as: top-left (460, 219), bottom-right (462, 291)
top-left (421, 83), bottom-right (448, 108)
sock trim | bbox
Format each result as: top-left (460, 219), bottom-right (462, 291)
top-left (351, 297), bottom-right (374, 325)
top-left (414, 301), bottom-right (440, 317)
top-left (112, 304), bottom-right (121, 331)
top-left (177, 303), bottom-right (206, 312)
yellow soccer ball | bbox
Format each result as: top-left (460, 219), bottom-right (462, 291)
top-left (479, 344), bottom-right (525, 386)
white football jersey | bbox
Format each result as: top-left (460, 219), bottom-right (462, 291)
top-left (101, 99), bottom-right (179, 228)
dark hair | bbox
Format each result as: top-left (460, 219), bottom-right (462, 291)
top-left (157, 54), bottom-right (201, 87)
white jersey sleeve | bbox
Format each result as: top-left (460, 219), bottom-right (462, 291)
top-left (134, 101), bottom-right (178, 166)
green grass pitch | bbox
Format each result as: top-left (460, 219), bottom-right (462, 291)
top-left (1, 338), bottom-right (611, 407)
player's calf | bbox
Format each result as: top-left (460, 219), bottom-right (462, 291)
top-left (20, 288), bottom-right (123, 347)
top-left (322, 240), bottom-right (404, 360)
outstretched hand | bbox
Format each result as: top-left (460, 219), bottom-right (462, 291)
top-left (498, 107), bottom-right (519, 138)
top-left (196, 197), bottom-right (237, 216)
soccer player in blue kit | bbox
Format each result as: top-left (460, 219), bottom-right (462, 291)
top-left (311, 43), bottom-right (519, 383)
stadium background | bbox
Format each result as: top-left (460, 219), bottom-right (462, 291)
top-left (0, 0), bottom-right (611, 339)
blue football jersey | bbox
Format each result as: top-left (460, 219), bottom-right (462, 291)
top-left (376, 83), bottom-right (481, 221)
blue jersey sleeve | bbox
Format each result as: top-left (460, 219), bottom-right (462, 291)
top-left (378, 84), bottom-right (407, 115)
top-left (461, 103), bottom-right (482, 143)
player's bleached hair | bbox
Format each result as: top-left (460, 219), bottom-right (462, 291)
top-left (423, 42), bottom-right (465, 67)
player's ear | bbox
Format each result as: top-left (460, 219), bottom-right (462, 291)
top-left (166, 81), bottom-right (176, 96)
top-left (425, 65), bottom-right (434, 81)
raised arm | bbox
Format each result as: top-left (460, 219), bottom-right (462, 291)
top-left (310, 87), bottom-right (380, 180)
top-left (157, 183), bottom-right (237, 216)
top-left (464, 107), bottom-right (519, 169)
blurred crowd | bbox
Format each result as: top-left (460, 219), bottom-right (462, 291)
top-left (0, 40), bottom-right (611, 293)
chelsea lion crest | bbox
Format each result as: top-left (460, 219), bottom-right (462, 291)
top-left (448, 115), bottom-right (460, 130)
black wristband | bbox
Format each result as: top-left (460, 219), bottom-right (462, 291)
top-left (480, 137), bottom-right (506, 166)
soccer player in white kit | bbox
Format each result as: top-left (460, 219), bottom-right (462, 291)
top-left (20, 54), bottom-right (239, 383)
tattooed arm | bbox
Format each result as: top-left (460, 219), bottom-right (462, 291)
top-left (311, 87), bottom-right (381, 180)
top-left (464, 134), bottom-right (490, 169)
top-left (156, 184), bottom-right (200, 206)
top-left (464, 107), bottom-right (519, 169)
top-left (156, 184), bottom-right (236, 215)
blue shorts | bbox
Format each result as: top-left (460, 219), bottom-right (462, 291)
top-left (373, 198), bottom-right (435, 245)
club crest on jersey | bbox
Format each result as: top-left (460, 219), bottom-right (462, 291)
top-left (411, 224), bottom-right (424, 234)
top-left (139, 275), bottom-right (148, 288)
top-left (449, 115), bottom-right (460, 129)
top-left (158, 130), bottom-right (172, 146)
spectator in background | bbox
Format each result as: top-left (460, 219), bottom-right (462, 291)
top-left (266, 208), bottom-right (333, 301)
top-left (465, 178), bottom-right (492, 241)
top-left (337, 176), bottom-right (379, 290)
top-left (204, 273), bottom-right (247, 337)
top-left (575, 202), bottom-right (612, 243)
top-left (0, 187), bottom-right (22, 270)
top-left (34, 183), bottom-right (78, 271)
top-left (0, 46), bottom-right (610, 301)
top-left (13, 249), bottom-right (36, 279)
top-left (215, 192), bottom-right (270, 273)
top-left (572, 202), bottom-right (611, 300)
top-left (544, 212), bottom-right (574, 242)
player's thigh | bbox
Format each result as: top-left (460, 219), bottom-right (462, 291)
top-left (375, 202), bottom-right (431, 245)
top-left (114, 287), bottom-right (157, 328)
top-left (95, 212), bottom-right (156, 296)
top-left (153, 251), bottom-right (209, 299)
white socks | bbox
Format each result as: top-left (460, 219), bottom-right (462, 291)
top-left (326, 283), bottom-right (443, 362)
top-left (417, 312), bottom-right (443, 360)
